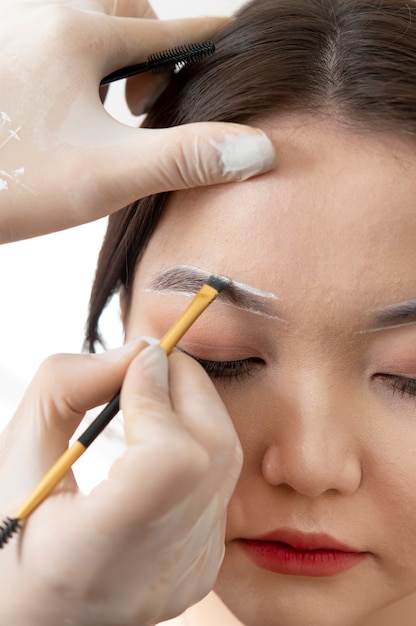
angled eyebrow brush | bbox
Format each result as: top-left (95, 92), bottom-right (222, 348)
top-left (0, 274), bottom-right (230, 548)
top-left (100, 41), bottom-right (215, 85)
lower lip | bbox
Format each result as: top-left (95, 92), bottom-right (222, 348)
top-left (239, 540), bottom-right (366, 577)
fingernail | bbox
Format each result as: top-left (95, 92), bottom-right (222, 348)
top-left (139, 344), bottom-right (169, 390)
top-left (210, 129), bottom-right (276, 181)
top-left (128, 335), bottom-right (160, 346)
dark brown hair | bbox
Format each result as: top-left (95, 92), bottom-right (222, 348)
top-left (86, 0), bottom-right (416, 350)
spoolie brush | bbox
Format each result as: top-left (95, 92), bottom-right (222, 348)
top-left (100, 41), bottom-right (215, 85)
top-left (0, 517), bottom-right (21, 546)
top-left (0, 274), bottom-right (230, 549)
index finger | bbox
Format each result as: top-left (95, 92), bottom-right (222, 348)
top-left (111, 0), bottom-right (157, 18)
top-left (84, 0), bottom-right (157, 18)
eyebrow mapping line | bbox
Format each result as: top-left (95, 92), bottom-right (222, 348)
top-left (357, 299), bottom-right (416, 334)
top-left (144, 264), bottom-right (285, 321)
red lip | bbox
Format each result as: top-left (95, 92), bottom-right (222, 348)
top-left (238, 529), bottom-right (367, 577)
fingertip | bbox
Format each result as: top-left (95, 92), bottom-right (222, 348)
top-left (208, 126), bottom-right (277, 182)
top-left (130, 335), bottom-right (160, 346)
top-left (134, 342), bottom-right (168, 376)
top-left (123, 342), bottom-right (169, 401)
top-left (153, 122), bottom-right (277, 189)
top-left (91, 336), bottom-right (159, 364)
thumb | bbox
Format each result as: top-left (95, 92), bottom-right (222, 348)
top-left (95, 122), bottom-right (276, 207)
top-left (121, 344), bottom-right (179, 443)
top-left (140, 123), bottom-right (277, 190)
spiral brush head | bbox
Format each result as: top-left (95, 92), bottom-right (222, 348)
top-left (147, 41), bottom-right (216, 74)
top-left (0, 517), bottom-right (20, 548)
top-left (100, 41), bottom-right (215, 85)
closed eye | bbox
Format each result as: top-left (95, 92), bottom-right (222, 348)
top-left (376, 374), bottom-right (416, 398)
top-left (180, 351), bottom-right (264, 383)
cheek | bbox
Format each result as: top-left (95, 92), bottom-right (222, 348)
top-left (365, 429), bottom-right (416, 553)
top-left (349, 436), bottom-right (416, 603)
top-left (215, 383), bottom-right (272, 460)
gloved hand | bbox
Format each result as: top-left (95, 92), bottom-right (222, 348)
top-left (0, 0), bottom-right (276, 243)
top-left (0, 339), bottom-right (242, 625)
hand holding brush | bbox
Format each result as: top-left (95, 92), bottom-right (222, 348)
top-left (0, 278), bottom-right (242, 625)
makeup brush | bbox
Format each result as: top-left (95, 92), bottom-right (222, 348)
top-left (100, 41), bottom-right (215, 86)
top-left (0, 274), bottom-right (230, 548)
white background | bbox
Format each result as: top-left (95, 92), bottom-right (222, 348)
top-left (0, 0), bottom-right (245, 433)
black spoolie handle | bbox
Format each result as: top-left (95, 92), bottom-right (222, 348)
top-left (0, 517), bottom-right (20, 548)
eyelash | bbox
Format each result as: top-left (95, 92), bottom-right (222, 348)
top-left (190, 356), bottom-right (263, 382)
top-left (378, 374), bottom-right (416, 398)
top-left (183, 351), bottom-right (416, 397)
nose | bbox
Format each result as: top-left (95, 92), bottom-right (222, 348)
top-left (261, 370), bottom-right (363, 497)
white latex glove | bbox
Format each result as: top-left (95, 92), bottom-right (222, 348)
top-left (0, 339), bottom-right (242, 626)
top-left (0, 0), bottom-right (276, 243)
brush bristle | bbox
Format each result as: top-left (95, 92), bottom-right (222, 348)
top-left (206, 274), bottom-right (231, 293)
top-left (147, 42), bottom-right (215, 74)
top-left (0, 517), bottom-right (20, 548)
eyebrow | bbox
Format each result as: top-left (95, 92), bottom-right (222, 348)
top-left (144, 265), bottom-right (285, 320)
top-left (360, 299), bottom-right (416, 333)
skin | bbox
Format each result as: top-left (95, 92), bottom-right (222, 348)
top-left (123, 113), bottom-right (416, 626)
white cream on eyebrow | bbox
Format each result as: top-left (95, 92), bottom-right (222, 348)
top-left (144, 264), bottom-right (285, 321)
top-left (355, 321), bottom-right (416, 334)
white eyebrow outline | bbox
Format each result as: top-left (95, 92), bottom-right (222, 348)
top-left (144, 264), bottom-right (286, 321)
top-left (356, 299), bottom-right (416, 334)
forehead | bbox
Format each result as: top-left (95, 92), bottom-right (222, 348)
top-left (136, 115), bottom-right (416, 311)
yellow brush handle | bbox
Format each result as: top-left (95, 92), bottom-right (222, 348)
top-left (159, 283), bottom-right (219, 354)
top-left (14, 441), bottom-right (85, 520)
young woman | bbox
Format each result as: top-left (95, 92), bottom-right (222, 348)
top-left (86, 0), bottom-right (416, 624)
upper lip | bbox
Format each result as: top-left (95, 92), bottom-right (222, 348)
top-left (243, 528), bottom-right (361, 552)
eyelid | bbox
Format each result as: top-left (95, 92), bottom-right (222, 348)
top-left (372, 359), bottom-right (416, 379)
top-left (178, 346), bottom-right (256, 360)
top-left (177, 341), bottom-right (264, 361)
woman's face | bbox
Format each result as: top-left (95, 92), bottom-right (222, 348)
top-left (123, 114), bottom-right (416, 626)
